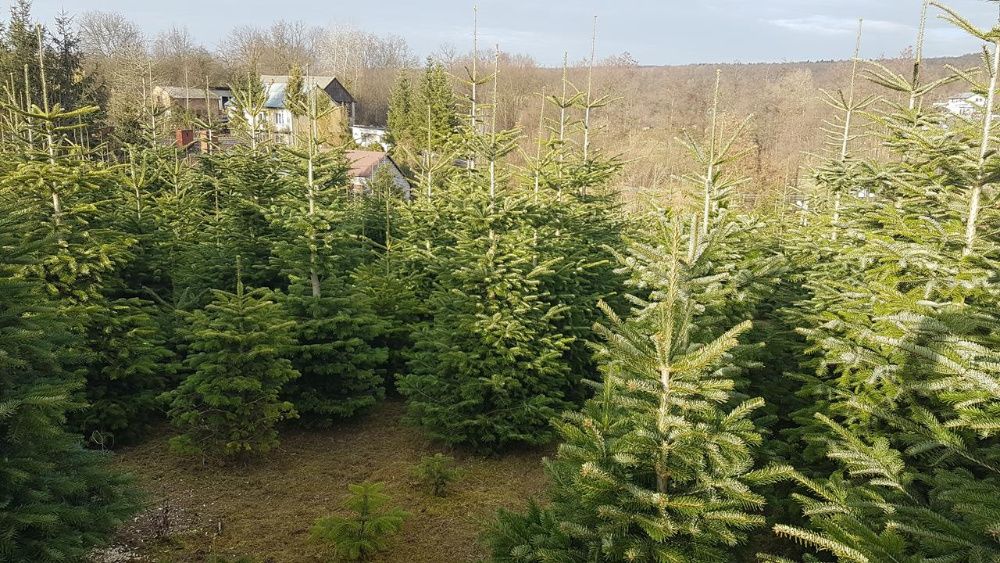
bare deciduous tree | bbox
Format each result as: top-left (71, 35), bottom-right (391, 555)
top-left (319, 25), bottom-right (416, 125)
top-left (219, 20), bottom-right (323, 74)
top-left (153, 25), bottom-right (222, 85)
top-left (78, 10), bottom-right (145, 61)
top-left (77, 11), bottom-right (150, 131)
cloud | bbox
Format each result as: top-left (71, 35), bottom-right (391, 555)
top-left (767, 15), bottom-right (912, 36)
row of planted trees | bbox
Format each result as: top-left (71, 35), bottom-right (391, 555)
top-left (485, 3), bottom-right (1000, 562)
top-left (3, 1), bottom-right (1000, 561)
top-left (0, 72), bottom-right (392, 559)
top-left (0, 24), bottom-right (631, 558)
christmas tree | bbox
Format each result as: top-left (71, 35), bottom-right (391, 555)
top-left (487, 213), bottom-right (781, 561)
top-left (0, 201), bottom-right (139, 561)
top-left (164, 270), bottom-right (299, 461)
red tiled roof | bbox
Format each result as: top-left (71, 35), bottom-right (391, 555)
top-left (346, 150), bottom-right (389, 179)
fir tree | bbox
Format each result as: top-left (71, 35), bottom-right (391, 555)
top-left (284, 63), bottom-right (307, 119)
top-left (0, 3), bottom-right (103, 125)
top-left (268, 123), bottom-right (388, 423)
top-left (163, 272), bottom-right (299, 461)
top-left (74, 297), bottom-right (175, 445)
top-left (0, 201), bottom-right (139, 561)
top-left (48, 11), bottom-right (106, 120)
top-left (392, 61), bottom-right (635, 450)
top-left (357, 265), bottom-right (424, 390)
top-left (766, 5), bottom-right (1000, 559)
top-left (195, 146), bottom-right (290, 292)
top-left (398, 180), bottom-right (576, 451)
top-left (0, 45), bottom-right (170, 445)
top-left (414, 58), bottom-right (459, 154)
top-left (526, 132), bottom-right (629, 391)
top-left (386, 72), bottom-right (415, 148)
top-left (281, 280), bottom-right (388, 423)
top-left (1, 1), bottom-right (44, 107)
top-left (229, 66), bottom-right (270, 151)
top-left (311, 482), bottom-right (409, 561)
top-left (486, 213), bottom-right (782, 561)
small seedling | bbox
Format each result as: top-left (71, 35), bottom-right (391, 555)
top-left (412, 453), bottom-right (460, 497)
top-left (311, 482), bottom-right (408, 561)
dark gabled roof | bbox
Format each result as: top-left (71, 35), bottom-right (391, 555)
top-left (322, 77), bottom-right (355, 105)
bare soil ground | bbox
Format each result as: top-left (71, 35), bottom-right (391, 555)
top-left (99, 401), bottom-right (550, 562)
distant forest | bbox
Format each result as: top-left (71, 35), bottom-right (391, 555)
top-left (62, 4), bottom-right (977, 207)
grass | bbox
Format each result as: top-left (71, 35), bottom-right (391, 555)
top-left (101, 401), bottom-right (550, 562)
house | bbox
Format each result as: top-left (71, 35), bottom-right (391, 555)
top-left (936, 92), bottom-right (987, 118)
top-left (255, 75), bottom-right (356, 145)
top-left (346, 150), bottom-right (411, 200)
top-left (153, 86), bottom-right (232, 121)
top-left (260, 74), bottom-right (356, 123)
top-left (351, 125), bottom-right (390, 149)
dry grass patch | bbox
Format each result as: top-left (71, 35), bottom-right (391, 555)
top-left (104, 401), bottom-right (550, 562)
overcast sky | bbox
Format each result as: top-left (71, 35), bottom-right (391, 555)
top-left (17, 0), bottom-right (1000, 66)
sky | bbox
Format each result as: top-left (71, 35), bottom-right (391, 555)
top-left (17, 0), bottom-right (1000, 66)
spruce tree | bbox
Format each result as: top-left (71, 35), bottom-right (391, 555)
top-left (0, 45), bottom-right (172, 445)
top-left (268, 109), bottom-right (388, 424)
top-left (75, 297), bottom-right (175, 445)
top-left (0, 201), bottom-right (139, 561)
top-left (392, 61), bottom-right (637, 450)
top-left (414, 58), bottom-right (460, 154)
top-left (48, 11), bottom-right (106, 120)
top-left (386, 72), bottom-right (415, 148)
top-left (766, 5), bottom-right (1000, 559)
top-left (195, 146), bottom-right (290, 292)
top-left (487, 213), bottom-right (782, 562)
top-left (310, 482), bottom-right (409, 561)
top-left (0, 2), bottom-right (104, 127)
top-left (1, 1), bottom-right (46, 108)
top-left (281, 282), bottom-right (387, 422)
top-left (526, 125), bottom-right (629, 391)
top-left (163, 273), bottom-right (299, 461)
top-left (397, 179), bottom-right (576, 451)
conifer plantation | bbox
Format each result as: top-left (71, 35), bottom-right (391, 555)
top-left (3, 0), bottom-right (1000, 561)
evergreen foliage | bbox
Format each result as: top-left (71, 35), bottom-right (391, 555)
top-left (486, 213), bottom-right (781, 561)
top-left (75, 297), bottom-right (175, 445)
top-left (198, 147), bottom-right (289, 290)
top-left (0, 201), bottom-right (139, 561)
top-left (385, 58), bottom-right (460, 165)
top-left (386, 73), bottom-right (414, 148)
top-left (412, 453), bottom-right (460, 497)
top-left (3, 2), bottom-right (999, 560)
top-left (0, 26), bottom-right (178, 448)
top-left (390, 64), bottom-right (632, 451)
top-left (0, 1), bottom-right (106, 126)
top-left (415, 58), bottom-right (460, 152)
top-left (397, 179), bottom-right (577, 451)
top-left (281, 281), bottom-right (387, 422)
top-left (269, 133), bottom-right (388, 424)
top-left (758, 6), bottom-right (1000, 560)
top-left (528, 151), bottom-right (629, 392)
top-left (163, 276), bottom-right (299, 461)
top-left (310, 482), bottom-right (409, 561)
